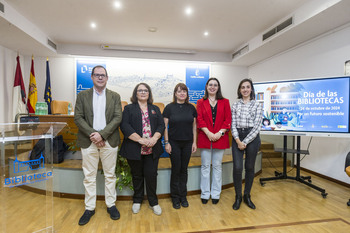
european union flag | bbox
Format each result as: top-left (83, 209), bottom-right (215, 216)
top-left (44, 59), bottom-right (52, 114)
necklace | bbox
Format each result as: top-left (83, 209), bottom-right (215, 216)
top-left (209, 97), bottom-right (217, 107)
top-left (208, 97), bottom-right (216, 102)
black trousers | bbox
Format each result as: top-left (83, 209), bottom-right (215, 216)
top-left (169, 140), bottom-right (193, 202)
top-left (127, 155), bottom-right (159, 206)
top-left (231, 128), bottom-right (261, 196)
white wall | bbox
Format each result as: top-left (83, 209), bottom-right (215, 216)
top-left (0, 48), bottom-right (76, 123)
top-left (0, 45), bottom-right (19, 123)
top-left (212, 63), bottom-right (248, 104)
top-left (249, 24), bottom-right (350, 183)
top-left (0, 46), bottom-right (248, 123)
top-left (20, 56), bottom-right (76, 112)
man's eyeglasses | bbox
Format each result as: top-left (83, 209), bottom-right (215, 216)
top-left (93, 73), bottom-right (107, 78)
top-left (137, 89), bottom-right (149, 93)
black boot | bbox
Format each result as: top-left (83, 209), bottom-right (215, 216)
top-left (232, 195), bottom-right (242, 210)
top-left (243, 194), bottom-right (256, 209)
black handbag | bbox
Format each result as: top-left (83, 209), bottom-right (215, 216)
top-left (31, 135), bottom-right (68, 164)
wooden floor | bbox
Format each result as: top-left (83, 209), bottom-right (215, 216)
top-left (2, 167), bottom-right (350, 233)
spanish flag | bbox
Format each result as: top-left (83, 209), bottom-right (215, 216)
top-left (27, 56), bottom-right (37, 113)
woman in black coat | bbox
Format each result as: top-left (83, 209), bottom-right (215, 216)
top-left (120, 83), bottom-right (165, 216)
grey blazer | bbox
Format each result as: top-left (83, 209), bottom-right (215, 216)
top-left (74, 88), bottom-right (122, 148)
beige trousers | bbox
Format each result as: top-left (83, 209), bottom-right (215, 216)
top-left (81, 141), bottom-right (118, 210)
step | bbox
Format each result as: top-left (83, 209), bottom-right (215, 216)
top-left (262, 157), bottom-right (291, 168)
top-left (260, 141), bottom-right (275, 150)
top-left (261, 149), bottom-right (282, 158)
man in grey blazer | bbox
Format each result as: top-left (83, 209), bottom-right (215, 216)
top-left (74, 65), bottom-right (122, 225)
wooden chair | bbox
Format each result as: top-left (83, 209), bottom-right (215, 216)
top-left (51, 100), bottom-right (71, 114)
top-left (121, 101), bottom-right (128, 111)
top-left (346, 152), bottom-right (350, 206)
top-left (153, 102), bottom-right (165, 113)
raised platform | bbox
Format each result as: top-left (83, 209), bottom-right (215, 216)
top-left (8, 150), bottom-right (262, 199)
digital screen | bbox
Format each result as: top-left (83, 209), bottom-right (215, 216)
top-left (254, 76), bottom-right (350, 133)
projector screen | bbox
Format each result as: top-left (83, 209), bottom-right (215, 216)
top-left (254, 76), bottom-right (350, 135)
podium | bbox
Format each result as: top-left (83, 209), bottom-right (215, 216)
top-left (0, 122), bottom-right (66, 233)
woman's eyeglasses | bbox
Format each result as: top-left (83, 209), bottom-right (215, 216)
top-left (137, 89), bottom-right (149, 93)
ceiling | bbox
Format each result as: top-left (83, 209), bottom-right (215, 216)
top-left (1, 0), bottom-right (350, 65)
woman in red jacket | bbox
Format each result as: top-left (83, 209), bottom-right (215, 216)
top-left (197, 77), bottom-right (231, 204)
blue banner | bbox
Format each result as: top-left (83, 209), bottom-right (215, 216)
top-left (186, 65), bottom-right (210, 103)
top-left (76, 60), bottom-right (106, 95)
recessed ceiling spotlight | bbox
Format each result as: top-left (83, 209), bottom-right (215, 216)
top-left (91, 22), bottom-right (97, 29)
top-left (148, 27), bottom-right (158, 32)
top-left (114, 1), bottom-right (122, 9)
top-left (204, 31), bottom-right (209, 37)
top-left (185, 7), bottom-right (193, 16)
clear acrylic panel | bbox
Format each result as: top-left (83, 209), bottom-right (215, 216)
top-left (0, 123), bottom-right (66, 233)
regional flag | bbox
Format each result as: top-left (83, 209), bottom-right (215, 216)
top-left (12, 56), bottom-right (27, 121)
top-left (27, 56), bottom-right (37, 113)
top-left (44, 58), bottom-right (52, 114)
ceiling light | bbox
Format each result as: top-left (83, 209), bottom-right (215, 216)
top-left (114, 1), bottom-right (122, 9)
top-left (185, 7), bottom-right (193, 16)
top-left (90, 22), bottom-right (97, 29)
top-left (148, 27), bottom-right (157, 32)
top-left (204, 31), bottom-right (209, 37)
